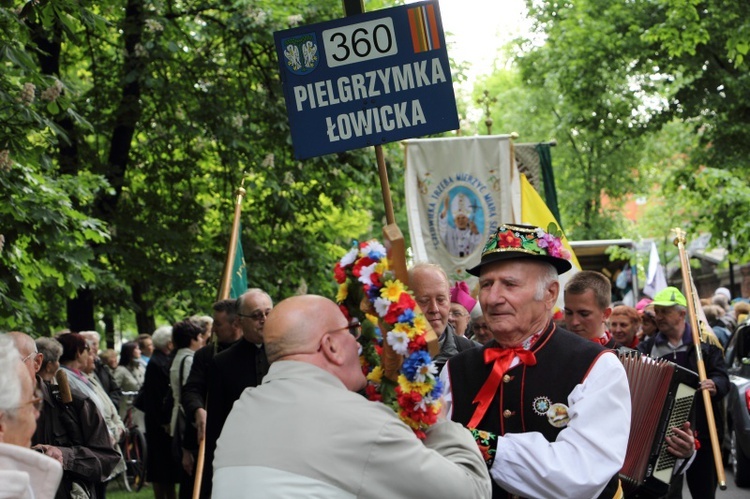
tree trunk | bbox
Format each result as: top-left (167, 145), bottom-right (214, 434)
top-left (66, 288), bottom-right (95, 332)
top-left (132, 281), bottom-right (155, 335)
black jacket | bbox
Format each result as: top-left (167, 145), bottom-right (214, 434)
top-left (33, 376), bottom-right (121, 499)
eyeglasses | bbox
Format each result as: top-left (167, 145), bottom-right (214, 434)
top-left (449, 310), bottom-right (467, 318)
top-left (237, 309), bottom-right (272, 321)
top-left (20, 351), bottom-right (38, 363)
top-left (13, 389), bottom-right (43, 412)
top-left (325, 319), bottom-right (362, 340)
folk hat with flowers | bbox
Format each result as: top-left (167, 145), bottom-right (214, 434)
top-left (467, 223), bottom-right (572, 277)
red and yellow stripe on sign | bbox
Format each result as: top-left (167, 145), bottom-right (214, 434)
top-left (408, 4), bottom-right (441, 53)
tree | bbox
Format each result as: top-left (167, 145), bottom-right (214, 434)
top-left (1, 0), bottom-right (391, 335)
top-left (501, 0), bottom-right (750, 252)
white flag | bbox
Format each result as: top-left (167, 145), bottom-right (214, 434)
top-left (643, 242), bottom-right (667, 298)
top-left (404, 136), bottom-right (518, 282)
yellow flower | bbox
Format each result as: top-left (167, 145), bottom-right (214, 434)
top-left (381, 280), bottom-right (406, 301)
top-left (368, 365), bottom-right (384, 384)
top-left (406, 325), bottom-right (420, 339)
top-left (392, 323), bottom-right (411, 335)
top-left (413, 315), bottom-right (429, 334)
top-left (336, 282), bottom-right (348, 303)
top-left (375, 260), bottom-right (389, 274)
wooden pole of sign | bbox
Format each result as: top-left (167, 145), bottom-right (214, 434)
top-left (342, 0), bottom-right (437, 379)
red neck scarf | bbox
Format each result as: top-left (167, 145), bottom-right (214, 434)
top-left (467, 344), bottom-right (538, 428)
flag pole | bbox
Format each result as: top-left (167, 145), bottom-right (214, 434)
top-left (193, 180), bottom-right (246, 499)
top-left (672, 228), bottom-right (727, 491)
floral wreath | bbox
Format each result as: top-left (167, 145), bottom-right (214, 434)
top-left (334, 239), bottom-right (443, 439)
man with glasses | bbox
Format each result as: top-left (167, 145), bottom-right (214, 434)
top-left (409, 263), bottom-right (478, 373)
top-left (0, 334), bottom-right (63, 499)
top-left (213, 294), bottom-right (491, 498)
top-left (8, 331), bottom-right (120, 499)
top-left (198, 288), bottom-right (272, 498)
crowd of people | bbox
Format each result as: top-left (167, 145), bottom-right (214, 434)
top-left (1, 222), bottom-right (746, 498)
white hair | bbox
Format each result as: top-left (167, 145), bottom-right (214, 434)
top-left (0, 335), bottom-right (23, 418)
top-left (152, 325), bottom-right (173, 350)
top-left (79, 330), bottom-right (101, 342)
top-left (534, 262), bottom-right (559, 301)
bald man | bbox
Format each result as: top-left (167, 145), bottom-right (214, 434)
top-left (213, 295), bottom-right (490, 498)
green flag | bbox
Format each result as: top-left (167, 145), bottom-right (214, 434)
top-left (230, 223), bottom-right (248, 299)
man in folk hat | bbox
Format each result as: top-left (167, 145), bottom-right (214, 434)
top-left (440, 223), bottom-right (633, 498)
top-left (638, 286), bottom-right (729, 499)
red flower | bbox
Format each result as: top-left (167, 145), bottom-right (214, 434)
top-left (352, 256), bottom-right (375, 278)
top-left (499, 231), bottom-right (522, 248)
top-left (407, 334), bottom-right (427, 353)
top-left (339, 305), bottom-right (351, 320)
top-left (365, 384), bottom-right (382, 402)
top-left (384, 293), bottom-right (417, 323)
top-left (334, 262), bottom-right (347, 284)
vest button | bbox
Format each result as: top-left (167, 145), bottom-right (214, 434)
top-left (503, 409), bottom-right (514, 418)
top-left (503, 374), bottom-right (512, 383)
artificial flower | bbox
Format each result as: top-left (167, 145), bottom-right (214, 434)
top-left (336, 282), bottom-right (348, 303)
top-left (387, 330), bottom-right (410, 356)
top-left (333, 239), bottom-right (442, 439)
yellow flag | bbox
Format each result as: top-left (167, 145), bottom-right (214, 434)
top-left (520, 173), bottom-right (581, 270)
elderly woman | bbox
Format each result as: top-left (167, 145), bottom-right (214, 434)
top-left (0, 335), bottom-right (62, 499)
top-left (35, 337), bottom-right (63, 383)
top-left (610, 305), bottom-right (641, 349)
top-left (57, 334), bottom-right (126, 494)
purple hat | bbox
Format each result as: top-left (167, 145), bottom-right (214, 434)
top-left (450, 281), bottom-right (477, 312)
top-left (635, 298), bottom-right (652, 313)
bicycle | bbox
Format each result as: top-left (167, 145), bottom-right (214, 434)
top-left (118, 391), bottom-right (147, 492)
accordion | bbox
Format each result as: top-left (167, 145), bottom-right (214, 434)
top-left (618, 352), bottom-right (699, 498)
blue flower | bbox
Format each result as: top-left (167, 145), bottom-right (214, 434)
top-left (397, 308), bottom-right (416, 325)
top-left (402, 351), bottom-right (432, 382)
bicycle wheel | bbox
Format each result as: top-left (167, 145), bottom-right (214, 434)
top-left (123, 427), bottom-right (148, 492)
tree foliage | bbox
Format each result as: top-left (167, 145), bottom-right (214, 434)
top-left (482, 0), bottom-right (750, 254)
top-left (1, 0), bottom-right (387, 335)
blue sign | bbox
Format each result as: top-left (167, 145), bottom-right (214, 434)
top-left (274, 1), bottom-right (458, 159)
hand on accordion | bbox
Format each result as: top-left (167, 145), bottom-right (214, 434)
top-left (664, 421), bottom-right (696, 459)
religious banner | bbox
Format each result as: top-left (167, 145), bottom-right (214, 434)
top-left (404, 135), bottom-right (520, 282)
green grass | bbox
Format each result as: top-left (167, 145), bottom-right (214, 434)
top-left (107, 481), bottom-right (153, 499)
